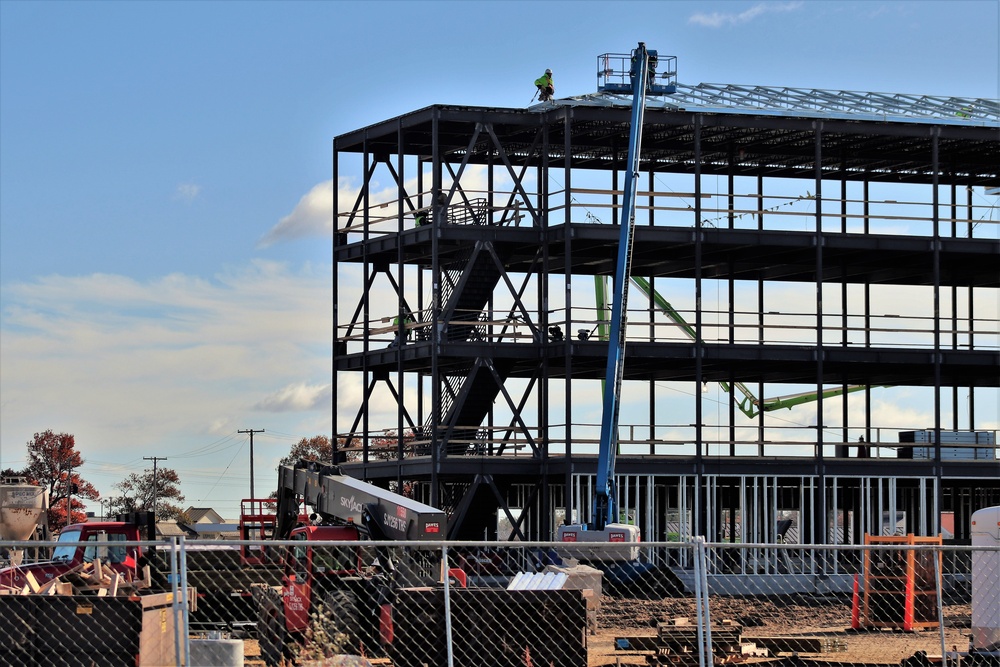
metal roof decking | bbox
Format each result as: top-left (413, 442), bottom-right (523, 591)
top-left (557, 82), bottom-right (1000, 127)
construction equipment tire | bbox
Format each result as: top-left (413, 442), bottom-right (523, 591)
top-left (256, 588), bottom-right (288, 666)
top-left (320, 589), bottom-right (363, 655)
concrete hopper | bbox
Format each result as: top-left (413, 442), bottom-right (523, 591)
top-left (0, 483), bottom-right (48, 541)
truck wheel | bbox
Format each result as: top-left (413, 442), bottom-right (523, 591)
top-left (319, 590), bottom-right (362, 655)
top-left (257, 594), bottom-right (288, 666)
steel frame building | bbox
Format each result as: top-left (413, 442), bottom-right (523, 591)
top-left (331, 81), bottom-right (999, 550)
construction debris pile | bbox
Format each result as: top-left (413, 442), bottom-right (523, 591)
top-left (0, 559), bottom-right (153, 597)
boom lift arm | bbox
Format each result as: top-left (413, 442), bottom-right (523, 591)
top-left (273, 460), bottom-right (445, 542)
top-left (558, 44), bottom-right (676, 549)
top-left (592, 43), bottom-right (658, 533)
top-left (553, 43), bottom-right (675, 543)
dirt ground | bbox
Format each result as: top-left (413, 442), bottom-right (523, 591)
top-left (240, 596), bottom-right (973, 666)
top-left (245, 638), bottom-right (263, 665)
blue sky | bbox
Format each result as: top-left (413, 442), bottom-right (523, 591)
top-left (1, 1), bottom-right (998, 520)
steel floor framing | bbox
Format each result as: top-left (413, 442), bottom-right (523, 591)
top-left (340, 223), bottom-right (999, 287)
top-left (331, 100), bottom-right (1000, 543)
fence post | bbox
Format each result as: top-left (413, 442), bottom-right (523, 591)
top-left (167, 538), bottom-right (183, 665)
top-left (692, 537), bottom-right (707, 667)
top-left (442, 544), bottom-right (455, 667)
top-left (690, 536), bottom-right (714, 667)
top-left (178, 535), bottom-right (191, 666)
top-left (934, 544), bottom-right (946, 665)
top-left (699, 539), bottom-right (713, 663)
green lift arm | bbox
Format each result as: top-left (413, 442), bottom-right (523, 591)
top-left (594, 274), bottom-right (874, 419)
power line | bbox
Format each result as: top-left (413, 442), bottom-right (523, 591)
top-left (168, 432), bottom-right (245, 459)
top-left (198, 441), bottom-right (247, 502)
top-left (259, 429), bottom-right (307, 442)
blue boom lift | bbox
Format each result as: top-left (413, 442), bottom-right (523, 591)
top-left (558, 43), bottom-right (676, 551)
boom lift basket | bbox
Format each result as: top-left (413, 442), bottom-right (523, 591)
top-left (598, 50), bottom-right (677, 95)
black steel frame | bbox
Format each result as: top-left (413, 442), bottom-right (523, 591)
top-left (332, 103), bottom-right (1000, 542)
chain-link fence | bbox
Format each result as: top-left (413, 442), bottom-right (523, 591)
top-left (1, 537), bottom-right (998, 666)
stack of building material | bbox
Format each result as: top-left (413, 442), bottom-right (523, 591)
top-left (749, 635), bottom-right (848, 654)
top-left (652, 618), bottom-right (743, 666)
top-left (615, 618), bottom-right (749, 666)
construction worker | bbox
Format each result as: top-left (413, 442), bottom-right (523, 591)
top-left (390, 312), bottom-right (413, 347)
top-left (535, 69), bottom-right (554, 102)
top-left (857, 436), bottom-right (870, 458)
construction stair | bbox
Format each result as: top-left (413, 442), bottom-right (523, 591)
top-left (421, 202), bottom-right (519, 456)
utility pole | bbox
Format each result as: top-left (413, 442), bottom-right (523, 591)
top-left (143, 457), bottom-right (167, 519)
top-left (239, 429), bottom-right (264, 499)
top-left (100, 497), bottom-right (115, 522)
top-left (65, 464), bottom-right (73, 529)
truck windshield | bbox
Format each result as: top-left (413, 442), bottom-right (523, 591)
top-left (52, 529), bottom-right (82, 561)
top-left (83, 532), bottom-right (129, 564)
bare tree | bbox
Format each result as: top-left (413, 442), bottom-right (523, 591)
top-left (113, 467), bottom-right (189, 523)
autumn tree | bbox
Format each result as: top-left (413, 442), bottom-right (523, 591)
top-left (278, 435), bottom-right (332, 468)
top-left (358, 430), bottom-right (417, 462)
top-left (276, 433), bottom-right (417, 500)
top-left (278, 431), bottom-right (416, 470)
top-left (23, 430), bottom-right (99, 529)
top-left (113, 467), bottom-right (188, 522)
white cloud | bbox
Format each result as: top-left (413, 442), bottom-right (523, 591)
top-left (258, 179), bottom-right (336, 247)
top-left (174, 183), bottom-right (202, 202)
top-left (259, 165), bottom-right (510, 248)
top-left (254, 382), bottom-right (332, 412)
top-left (257, 176), bottom-right (415, 248)
top-left (0, 262), bottom-right (333, 469)
top-left (689, 1), bottom-right (803, 28)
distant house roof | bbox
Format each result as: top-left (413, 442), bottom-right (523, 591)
top-left (185, 507), bottom-right (225, 524)
top-left (155, 521), bottom-right (192, 538)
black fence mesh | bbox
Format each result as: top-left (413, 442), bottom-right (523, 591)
top-left (1, 538), bottom-right (997, 666)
